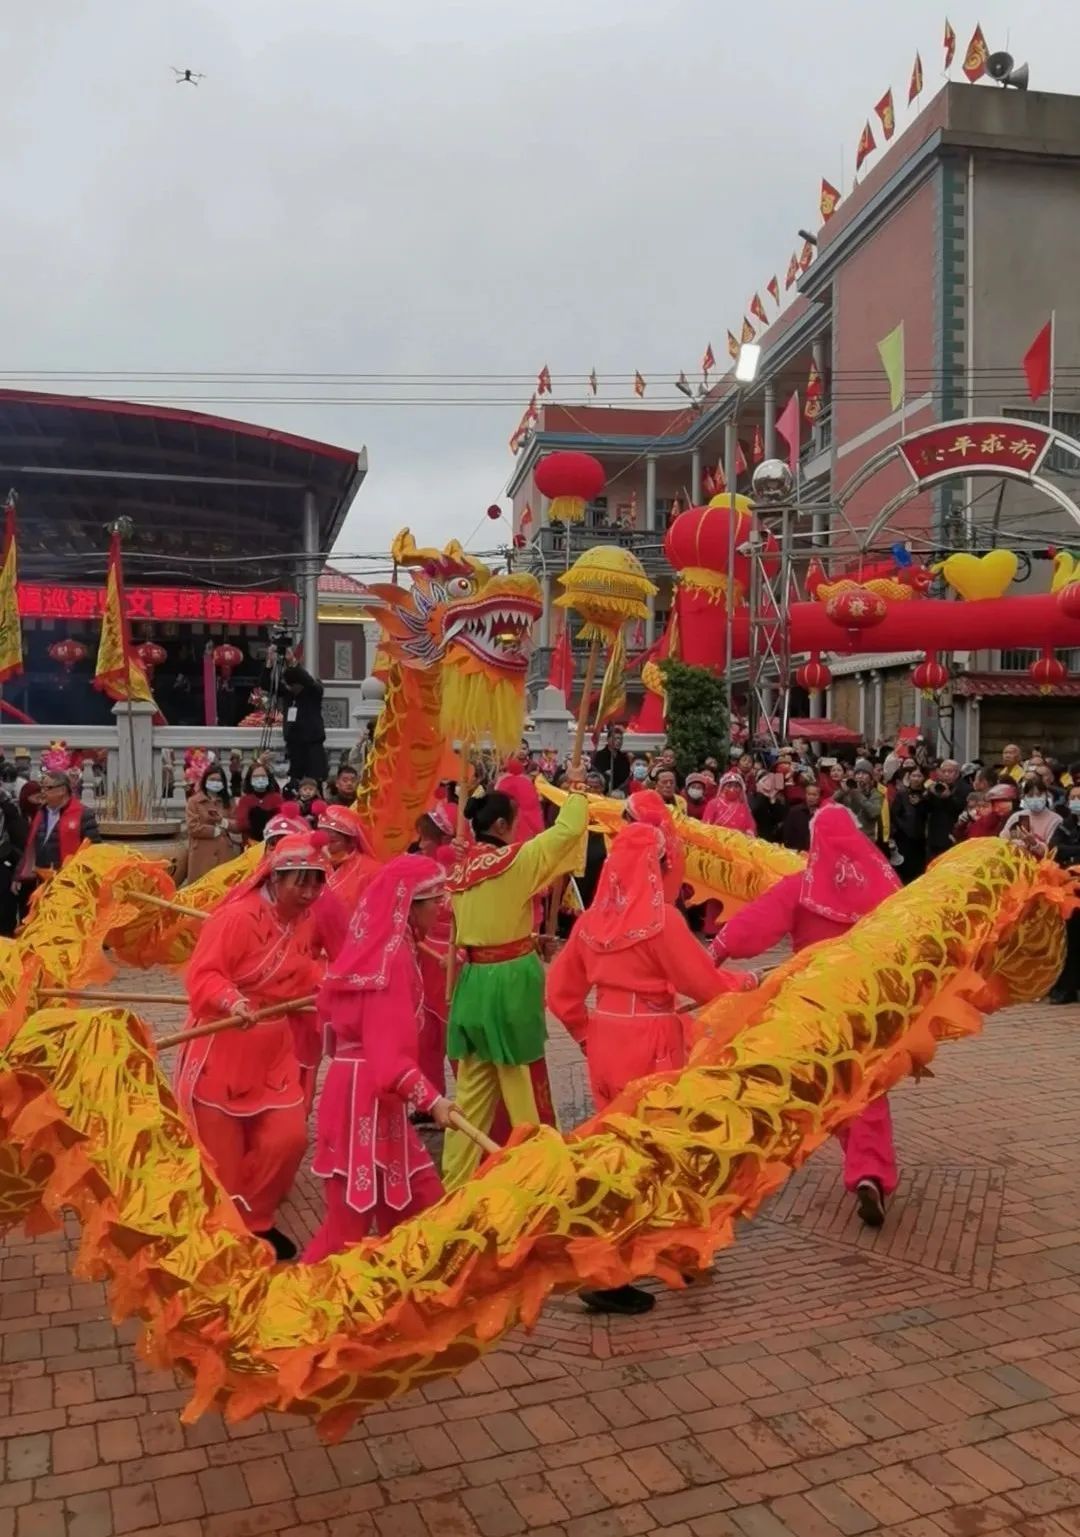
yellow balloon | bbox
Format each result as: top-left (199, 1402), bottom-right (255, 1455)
top-left (938, 549), bottom-right (1018, 601)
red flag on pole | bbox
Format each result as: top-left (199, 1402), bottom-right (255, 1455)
top-left (736, 440), bottom-right (748, 476)
top-left (726, 330), bottom-right (740, 360)
top-left (752, 424), bottom-right (764, 464)
top-left (963, 24), bottom-right (988, 81)
top-left (633, 371), bottom-right (646, 397)
top-left (804, 361), bottom-right (824, 421)
top-left (537, 365), bottom-right (552, 395)
top-left (701, 341), bottom-right (715, 378)
top-left (750, 293), bottom-right (769, 327)
top-left (740, 317), bottom-right (755, 345)
top-left (855, 121), bottom-right (876, 172)
top-left (909, 52), bottom-right (924, 102)
top-left (1023, 319), bottom-right (1053, 402)
top-left (820, 178), bottom-right (841, 222)
top-left (548, 619), bottom-right (574, 697)
top-left (944, 18), bottom-right (957, 69)
top-left (799, 239), bottom-right (815, 272)
top-left (875, 88), bottom-right (896, 141)
top-left (775, 391), bottom-right (801, 473)
top-left (785, 253), bottom-right (800, 290)
top-left (767, 275), bottom-right (780, 306)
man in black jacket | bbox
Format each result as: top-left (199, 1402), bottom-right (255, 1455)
top-left (591, 725), bottom-right (631, 793)
top-left (925, 759), bottom-right (967, 858)
top-left (278, 650), bottom-right (328, 782)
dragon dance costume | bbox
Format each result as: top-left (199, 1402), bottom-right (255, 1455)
top-left (547, 821), bottom-right (756, 1110)
top-left (176, 835), bottom-right (327, 1246)
top-left (305, 854), bottom-right (447, 1257)
top-left (442, 790), bottom-right (589, 1189)
top-left (711, 801), bottom-right (901, 1224)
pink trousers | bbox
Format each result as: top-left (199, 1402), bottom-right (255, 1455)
top-left (586, 1008), bottom-right (686, 1112)
top-left (835, 1097), bottom-right (898, 1195)
top-left (303, 1164), bottom-right (445, 1260)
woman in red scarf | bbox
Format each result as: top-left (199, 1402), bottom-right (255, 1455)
top-left (177, 834), bottom-right (329, 1260)
top-left (547, 820), bottom-right (754, 1314)
top-left (304, 854), bottom-right (451, 1260)
top-left (710, 802), bottom-right (902, 1227)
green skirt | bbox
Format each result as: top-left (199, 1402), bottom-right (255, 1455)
top-left (448, 951), bottom-right (547, 1066)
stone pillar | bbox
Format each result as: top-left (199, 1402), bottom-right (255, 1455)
top-left (645, 592), bottom-right (657, 645)
top-left (871, 670), bottom-right (883, 744)
top-left (644, 455), bottom-right (657, 531)
top-left (690, 449), bottom-right (702, 505)
top-left (539, 574), bottom-right (552, 648)
top-left (530, 684), bottom-right (573, 754)
top-left (301, 489), bottom-right (320, 670)
top-left (764, 381), bottom-right (776, 459)
top-left (856, 675), bottom-right (867, 738)
top-left (112, 701), bottom-right (157, 800)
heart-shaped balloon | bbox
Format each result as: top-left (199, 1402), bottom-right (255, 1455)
top-left (938, 550), bottom-right (1017, 601)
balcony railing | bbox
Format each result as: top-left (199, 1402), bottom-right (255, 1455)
top-left (518, 524), bottom-right (670, 577)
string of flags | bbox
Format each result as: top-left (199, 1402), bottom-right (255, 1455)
top-left (508, 17), bottom-right (1003, 454)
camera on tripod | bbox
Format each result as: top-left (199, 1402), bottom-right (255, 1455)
top-left (270, 627), bottom-right (294, 654)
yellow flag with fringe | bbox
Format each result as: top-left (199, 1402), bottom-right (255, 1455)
top-left (94, 532), bottom-right (157, 707)
top-left (0, 495), bottom-right (22, 683)
top-left (594, 628), bottom-right (627, 728)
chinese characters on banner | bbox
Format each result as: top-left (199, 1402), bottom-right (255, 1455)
top-left (16, 585), bottom-right (296, 624)
top-left (898, 421), bottom-right (1052, 481)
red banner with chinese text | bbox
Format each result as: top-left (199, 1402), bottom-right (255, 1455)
top-left (898, 420), bottom-right (1052, 482)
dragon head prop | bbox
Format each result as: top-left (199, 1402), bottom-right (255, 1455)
top-left (360, 529), bottom-right (542, 750)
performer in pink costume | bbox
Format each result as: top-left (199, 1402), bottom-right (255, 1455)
top-left (710, 801), bottom-right (902, 1227)
top-left (702, 771), bottom-right (757, 834)
top-left (304, 854), bottom-right (452, 1259)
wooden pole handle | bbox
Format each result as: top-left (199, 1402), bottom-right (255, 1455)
top-left (39, 988), bottom-right (190, 1006)
top-left (125, 891), bottom-right (209, 921)
top-left (155, 994), bottom-right (318, 1051)
top-left (447, 1106), bottom-right (500, 1157)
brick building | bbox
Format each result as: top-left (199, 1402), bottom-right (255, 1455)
top-left (509, 82), bottom-right (1080, 760)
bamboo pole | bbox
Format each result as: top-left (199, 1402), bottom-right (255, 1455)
top-left (155, 994), bottom-right (318, 1050)
top-left (125, 891), bottom-right (209, 921)
top-left (544, 635), bottom-right (602, 944)
top-left (39, 988), bottom-right (190, 1006)
top-left (447, 1107), bottom-right (500, 1157)
top-left (445, 737), bottom-right (473, 1006)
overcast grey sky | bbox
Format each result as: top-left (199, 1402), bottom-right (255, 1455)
top-left (2, 2), bottom-right (1074, 565)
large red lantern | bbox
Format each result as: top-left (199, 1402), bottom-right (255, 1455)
top-left (214, 643), bottom-right (244, 683)
top-left (534, 452), bottom-right (606, 524)
top-left (1030, 646), bottom-right (1066, 695)
top-left (47, 638), bottom-right (88, 685)
top-left (664, 496), bottom-right (778, 605)
top-left (825, 585), bottom-right (887, 633)
top-left (135, 641), bottom-right (167, 680)
top-left (911, 652), bottom-right (949, 697)
top-left (795, 652), bottom-right (832, 692)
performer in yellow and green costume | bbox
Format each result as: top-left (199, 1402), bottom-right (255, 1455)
top-left (442, 783), bottom-right (588, 1189)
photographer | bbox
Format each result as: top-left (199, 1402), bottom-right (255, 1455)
top-left (833, 760), bottom-right (884, 843)
top-left (267, 639), bottom-right (328, 783)
top-left (925, 759), bottom-right (967, 857)
top-left (890, 767), bottom-right (930, 883)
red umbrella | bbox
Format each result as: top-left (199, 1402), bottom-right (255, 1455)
top-left (786, 717), bottom-right (862, 744)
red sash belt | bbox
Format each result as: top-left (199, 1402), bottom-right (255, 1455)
top-left (464, 936), bottom-right (536, 965)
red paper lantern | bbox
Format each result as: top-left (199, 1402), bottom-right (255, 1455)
top-left (47, 638), bottom-right (88, 680)
top-left (795, 652), bottom-right (832, 692)
top-left (1030, 646), bottom-right (1066, 695)
top-left (1057, 581), bottom-right (1080, 620)
top-left (664, 498), bottom-right (779, 604)
top-left (486, 503), bottom-right (503, 521)
top-left (825, 585), bottom-right (887, 632)
top-left (911, 652), bottom-right (949, 697)
top-left (135, 641), bottom-right (167, 680)
top-left (214, 643), bottom-right (244, 682)
top-left (534, 452), bottom-right (606, 524)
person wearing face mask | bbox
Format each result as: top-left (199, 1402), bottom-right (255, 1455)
top-left (235, 764), bottom-right (284, 845)
top-left (1000, 776), bottom-right (1064, 859)
top-left (629, 755), bottom-right (650, 788)
top-left (184, 765), bottom-right (239, 884)
top-left (683, 772), bottom-right (713, 818)
top-left (952, 791), bottom-right (999, 841)
top-left (175, 835), bottom-right (330, 1261)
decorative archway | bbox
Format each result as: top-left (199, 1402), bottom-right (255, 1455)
top-left (834, 417), bottom-right (1080, 551)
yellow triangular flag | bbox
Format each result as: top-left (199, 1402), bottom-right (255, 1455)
top-left (877, 321), bottom-right (905, 411)
top-left (594, 627), bottom-right (627, 728)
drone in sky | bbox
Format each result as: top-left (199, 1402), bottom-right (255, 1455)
top-left (171, 67), bottom-right (206, 86)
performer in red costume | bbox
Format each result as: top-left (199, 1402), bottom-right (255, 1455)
top-left (547, 820), bottom-right (755, 1315)
top-left (710, 802), bottom-right (902, 1227)
top-left (304, 854), bottom-right (452, 1259)
top-left (177, 834), bottom-right (329, 1260)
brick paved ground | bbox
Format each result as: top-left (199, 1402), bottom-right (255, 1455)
top-left (5, 970), bottom-right (1080, 1536)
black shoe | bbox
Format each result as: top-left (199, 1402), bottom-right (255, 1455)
top-left (855, 1179), bottom-right (886, 1229)
top-left (580, 1285), bottom-right (655, 1315)
top-left (1049, 990), bottom-right (1078, 1005)
top-left (257, 1227), bottom-right (297, 1262)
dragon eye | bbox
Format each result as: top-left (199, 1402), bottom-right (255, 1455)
top-left (447, 577), bottom-right (473, 597)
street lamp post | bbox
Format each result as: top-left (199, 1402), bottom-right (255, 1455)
top-left (723, 346), bottom-right (761, 735)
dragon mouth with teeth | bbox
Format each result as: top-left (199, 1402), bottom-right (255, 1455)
top-left (444, 579), bottom-right (542, 675)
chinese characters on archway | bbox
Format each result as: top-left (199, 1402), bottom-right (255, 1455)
top-left (899, 420), bottom-right (1051, 481)
top-left (16, 585), bottom-right (296, 624)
